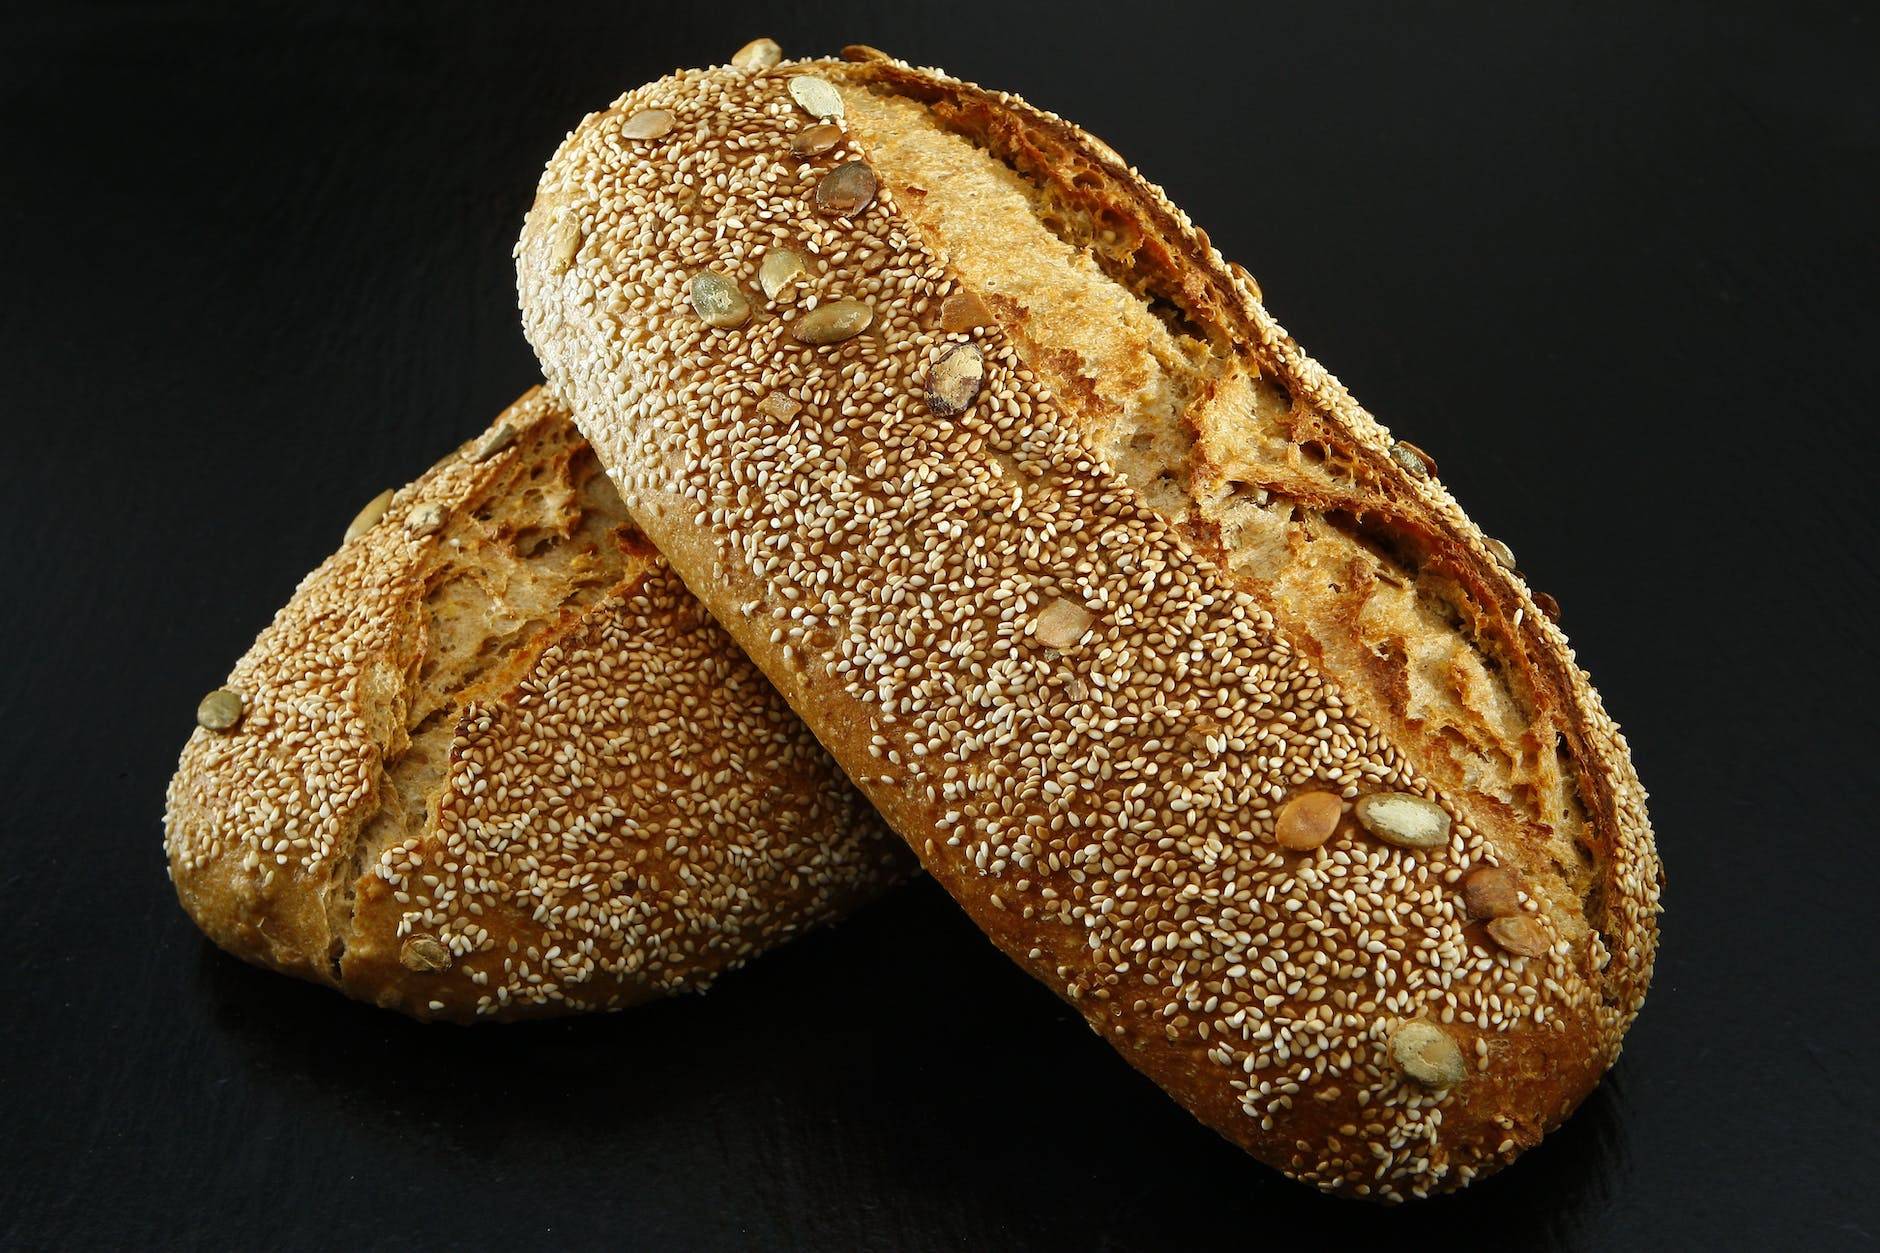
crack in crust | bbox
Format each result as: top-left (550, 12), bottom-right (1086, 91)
top-left (516, 52), bottom-right (1660, 1198)
top-left (163, 388), bottom-right (911, 1021)
top-left (845, 63), bottom-right (1637, 953)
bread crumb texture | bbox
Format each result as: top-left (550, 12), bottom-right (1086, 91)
top-left (164, 388), bottom-right (909, 1021)
top-left (517, 53), bottom-right (1660, 1198)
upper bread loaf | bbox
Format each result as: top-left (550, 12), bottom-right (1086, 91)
top-left (517, 47), bottom-right (1662, 1197)
top-left (164, 387), bottom-right (909, 1021)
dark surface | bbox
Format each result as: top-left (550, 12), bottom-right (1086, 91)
top-left (2, 2), bottom-right (1875, 1248)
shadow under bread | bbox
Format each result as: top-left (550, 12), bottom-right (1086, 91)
top-left (193, 876), bottom-right (1623, 1246)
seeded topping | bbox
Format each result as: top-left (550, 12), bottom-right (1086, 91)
top-left (758, 247), bottom-right (808, 300)
top-left (1462, 866), bottom-right (1522, 919)
top-left (1487, 915), bottom-right (1552, 957)
top-left (925, 343), bottom-right (985, 417)
top-left (406, 503), bottom-right (446, 537)
top-left (1484, 538), bottom-right (1517, 571)
top-left (1354, 792), bottom-right (1452, 849)
top-left (195, 688), bottom-right (244, 733)
top-left (165, 393), bottom-right (908, 1024)
top-left (787, 75), bottom-right (844, 122)
top-left (1031, 596), bottom-right (1096, 650)
top-left (729, 37), bottom-right (781, 72)
top-left (814, 161), bottom-right (877, 217)
top-left (1275, 790), bottom-right (1345, 851)
top-left (938, 289), bottom-right (991, 331)
top-left (343, 488), bottom-right (394, 543)
top-left (790, 123), bottom-right (843, 158)
top-left (758, 392), bottom-right (802, 421)
top-left (791, 299), bottom-right (871, 345)
top-left (400, 934), bottom-right (451, 972)
top-left (840, 44), bottom-right (891, 62)
top-left (690, 271), bottom-right (752, 329)
top-left (470, 423), bottom-right (516, 463)
top-left (619, 108), bottom-right (676, 140)
top-left (516, 63), bottom-right (1657, 1201)
top-left (1534, 591), bottom-right (1562, 622)
top-left (1389, 1021), bottom-right (1467, 1088)
top-left (1390, 440), bottom-right (1437, 479)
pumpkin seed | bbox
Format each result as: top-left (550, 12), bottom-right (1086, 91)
top-left (470, 423), bottom-right (516, 462)
top-left (1389, 440), bottom-right (1437, 479)
top-left (1275, 791), bottom-right (1344, 851)
top-left (814, 161), bottom-right (877, 216)
top-left (1462, 866), bottom-right (1521, 919)
top-left (939, 289), bottom-right (991, 331)
top-left (925, 344), bottom-right (985, 417)
top-left (400, 935), bottom-right (452, 972)
top-left (343, 488), bottom-right (394, 543)
top-left (758, 392), bottom-right (802, 421)
top-left (758, 248), bottom-right (808, 300)
top-left (1486, 915), bottom-right (1552, 958)
top-left (730, 37), bottom-right (781, 72)
top-left (196, 688), bottom-right (245, 732)
top-left (548, 214), bottom-right (583, 273)
top-left (791, 299), bottom-right (871, 345)
top-left (1354, 792), bottom-right (1451, 849)
top-left (788, 75), bottom-right (844, 122)
top-left (690, 271), bottom-right (752, 329)
top-left (790, 123), bottom-right (843, 158)
top-left (620, 109), bottom-right (675, 140)
top-left (1033, 597), bottom-right (1095, 650)
top-left (406, 503), bottom-right (446, 537)
top-left (1389, 1021), bottom-right (1466, 1088)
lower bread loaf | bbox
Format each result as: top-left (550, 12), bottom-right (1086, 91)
top-left (164, 387), bottom-right (910, 1021)
top-left (517, 46), bottom-right (1662, 1196)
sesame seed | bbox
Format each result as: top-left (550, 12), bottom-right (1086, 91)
top-left (515, 57), bottom-right (1659, 1199)
top-left (164, 391), bottom-right (909, 1024)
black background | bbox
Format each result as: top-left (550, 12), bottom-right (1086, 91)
top-left (3, 2), bottom-right (1875, 1248)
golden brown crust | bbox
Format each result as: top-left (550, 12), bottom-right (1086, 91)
top-left (163, 388), bottom-right (910, 1021)
top-left (517, 51), bottom-right (1660, 1196)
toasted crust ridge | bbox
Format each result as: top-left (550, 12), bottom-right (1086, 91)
top-left (163, 389), bottom-right (909, 1021)
top-left (516, 52), bottom-right (1659, 1195)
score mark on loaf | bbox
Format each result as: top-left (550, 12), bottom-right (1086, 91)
top-left (517, 45), bottom-right (1661, 1200)
top-left (164, 391), bottom-right (910, 1021)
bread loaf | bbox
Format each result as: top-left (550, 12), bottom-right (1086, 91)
top-left (164, 388), bottom-right (910, 1021)
top-left (517, 47), bottom-right (1662, 1197)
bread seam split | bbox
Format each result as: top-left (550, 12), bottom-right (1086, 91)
top-left (516, 49), bottom-right (1661, 1199)
top-left (835, 70), bottom-right (1617, 943)
top-left (165, 388), bottom-right (911, 1021)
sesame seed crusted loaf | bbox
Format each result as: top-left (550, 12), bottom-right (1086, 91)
top-left (516, 46), bottom-right (1662, 1197)
top-left (163, 387), bottom-right (909, 1022)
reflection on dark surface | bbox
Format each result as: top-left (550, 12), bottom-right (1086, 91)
top-left (196, 880), bottom-right (1628, 1247)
